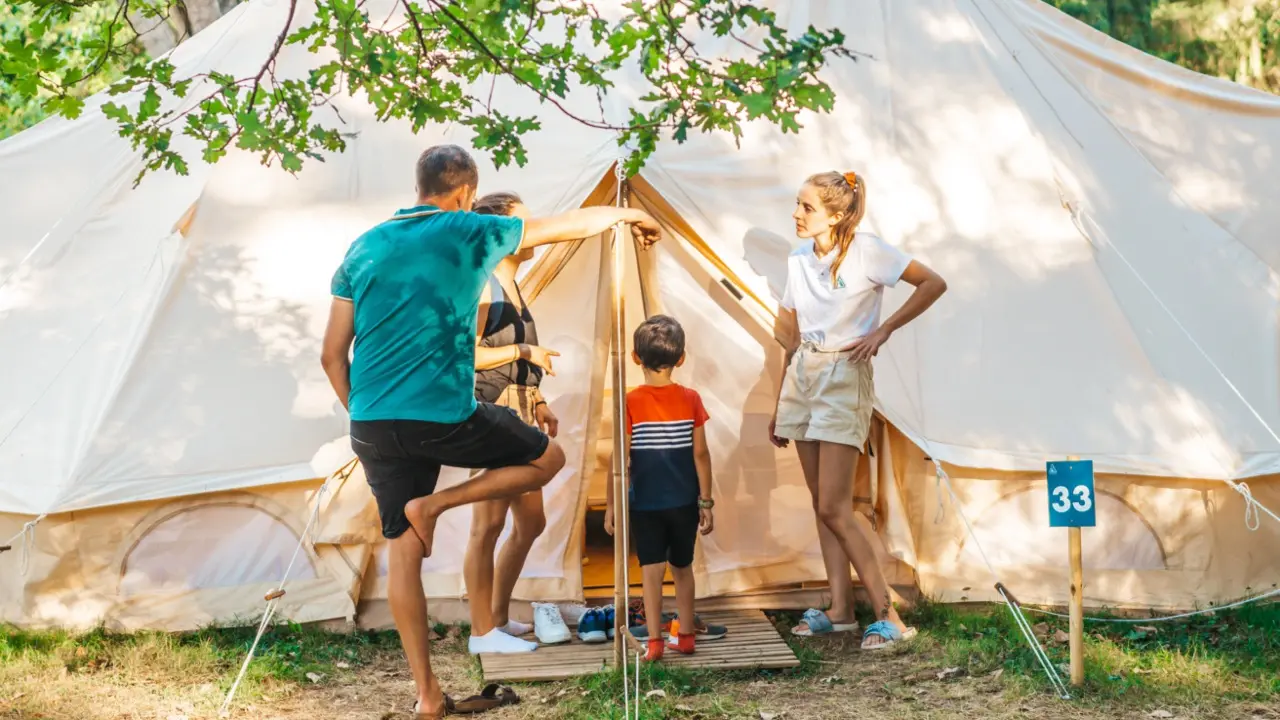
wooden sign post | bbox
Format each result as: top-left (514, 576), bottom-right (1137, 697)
top-left (1047, 456), bottom-right (1094, 687)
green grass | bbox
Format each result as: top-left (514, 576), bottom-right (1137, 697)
top-left (3, 600), bottom-right (1277, 718)
top-left (896, 597), bottom-right (1280, 703)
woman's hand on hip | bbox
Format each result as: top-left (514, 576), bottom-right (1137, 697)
top-left (843, 327), bottom-right (891, 363)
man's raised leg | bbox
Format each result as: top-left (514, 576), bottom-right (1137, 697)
top-left (387, 528), bottom-right (444, 716)
top-left (406, 441), bottom-right (565, 557)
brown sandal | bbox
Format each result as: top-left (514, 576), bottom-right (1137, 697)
top-left (412, 695), bottom-right (457, 719)
top-left (451, 683), bottom-right (520, 713)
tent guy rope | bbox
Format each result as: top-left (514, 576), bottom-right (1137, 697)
top-left (218, 458), bottom-right (356, 717)
top-left (1022, 586), bottom-right (1280, 624)
top-left (0, 514), bottom-right (47, 577)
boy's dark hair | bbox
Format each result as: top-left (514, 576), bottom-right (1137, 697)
top-left (472, 191), bottom-right (523, 216)
top-left (416, 144), bottom-right (479, 198)
top-left (634, 315), bottom-right (685, 371)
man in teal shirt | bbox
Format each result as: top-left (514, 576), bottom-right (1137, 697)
top-left (321, 144), bottom-right (659, 719)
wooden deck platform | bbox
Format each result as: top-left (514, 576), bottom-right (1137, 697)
top-left (478, 609), bottom-right (799, 682)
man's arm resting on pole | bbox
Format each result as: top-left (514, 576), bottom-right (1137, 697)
top-left (321, 297), bottom-right (356, 411)
top-left (519, 207), bottom-right (660, 250)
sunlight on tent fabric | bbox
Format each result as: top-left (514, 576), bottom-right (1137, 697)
top-left (922, 10), bottom-right (984, 44)
top-left (121, 506), bottom-right (317, 596)
top-left (1112, 385), bottom-right (1239, 479)
top-left (960, 489), bottom-right (1165, 570)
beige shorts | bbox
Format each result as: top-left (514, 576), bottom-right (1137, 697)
top-left (775, 342), bottom-right (875, 449)
top-left (490, 384), bottom-right (543, 426)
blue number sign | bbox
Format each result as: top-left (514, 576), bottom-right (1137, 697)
top-left (1047, 460), bottom-right (1096, 528)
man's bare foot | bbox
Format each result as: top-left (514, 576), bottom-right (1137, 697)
top-left (405, 496), bottom-right (441, 558)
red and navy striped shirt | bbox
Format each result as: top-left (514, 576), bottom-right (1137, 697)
top-left (625, 384), bottom-right (709, 511)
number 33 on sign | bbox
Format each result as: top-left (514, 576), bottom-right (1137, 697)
top-left (1047, 460), bottom-right (1096, 528)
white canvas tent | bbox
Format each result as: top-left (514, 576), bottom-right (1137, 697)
top-left (2, 0), bottom-right (1278, 631)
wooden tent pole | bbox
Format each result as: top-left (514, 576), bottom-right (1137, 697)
top-left (610, 174), bottom-right (631, 668)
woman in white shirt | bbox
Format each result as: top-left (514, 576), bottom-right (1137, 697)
top-left (771, 171), bottom-right (947, 649)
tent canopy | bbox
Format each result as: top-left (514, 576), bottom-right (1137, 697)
top-left (1, 0), bottom-right (1279, 628)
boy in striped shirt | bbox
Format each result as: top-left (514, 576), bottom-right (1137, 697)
top-left (605, 315), bottom-right (715, 661)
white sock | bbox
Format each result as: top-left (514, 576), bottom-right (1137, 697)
top-left (499, 619), bottom-right (533, 636)
top-left (468, 628), bottom-right (537, 655)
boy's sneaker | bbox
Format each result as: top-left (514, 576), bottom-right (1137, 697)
top-left (691, 616), bottom-right (728, 640)
top-left (627, 601), bottom-right (670, 640)
top-left (532, 602), bottom-right (571, 645)
top-left (578, 608), bottom-right (608, 643)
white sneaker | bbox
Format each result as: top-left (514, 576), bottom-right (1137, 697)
top-left (533, 602), bottom-right (571, 645)
top-left (468, 628), bottom-right (537, 655)
top-left (499, 619), bottom-right (533, 637)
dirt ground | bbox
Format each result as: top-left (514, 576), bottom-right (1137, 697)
top-left (4, 620), bottom-right (1278, 720)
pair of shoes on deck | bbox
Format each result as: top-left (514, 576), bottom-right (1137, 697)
top-left (577, 606), bottom-right (614, 643)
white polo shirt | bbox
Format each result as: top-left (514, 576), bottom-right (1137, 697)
top-left (779, 232), bottom-right (912, 350)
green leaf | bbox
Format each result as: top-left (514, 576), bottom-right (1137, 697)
top-left (740, 92), bottom-right (774, 118)
top-left (138, 85), bottom-right (162, 122)
top-left (281, 151), bottom-right (303, 172)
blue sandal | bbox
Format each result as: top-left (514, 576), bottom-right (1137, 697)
top-left (861, 620), bottom-right (917, 650)
top-left (792, 608), bottom-right (860, 637)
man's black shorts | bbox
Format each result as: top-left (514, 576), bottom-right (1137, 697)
top-left (350, 403), bottom-right (549, 540)
top-left (631, 504), bottom-right (699, 568)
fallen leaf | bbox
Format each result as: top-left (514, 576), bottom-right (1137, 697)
top-left (580, 691), bottom-right (590, 697)
top-left (1052, 630), bottom-right (1070, 644)
top-left (936, 667), bottom-right (965, 681)
top-left (1032, 623), bottom-right (1050, 636)
top-left (819, 675), bottom-right (843, 684)
top-left (676, 705), bottom-right (694, 712)
top-left (646, 689), bottom-right (667, 699)
top-left (1150, 711), bottom-right (1175, 719)
top-left (305, 672), bottom-right (325, 684)
top-left (759, 712), bottom-right (787, 720)
top-left (1135, 626), bottom-right (1158, 633)
top-left (989, 669), bottom-right (1004, 680)
top-left (555, 689), bottom-right (569, 698)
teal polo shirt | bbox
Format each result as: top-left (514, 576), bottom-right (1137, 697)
top-left (331, 205), bottom-right (525, 424)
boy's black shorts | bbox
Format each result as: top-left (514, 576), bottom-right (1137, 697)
top-left (350, 403), bottom-right (549, 540)
top-left (631, 504), bottom-right (699, 568)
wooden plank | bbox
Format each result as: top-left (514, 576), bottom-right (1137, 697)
top-left (480, 610), bottom-right (799, 682)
